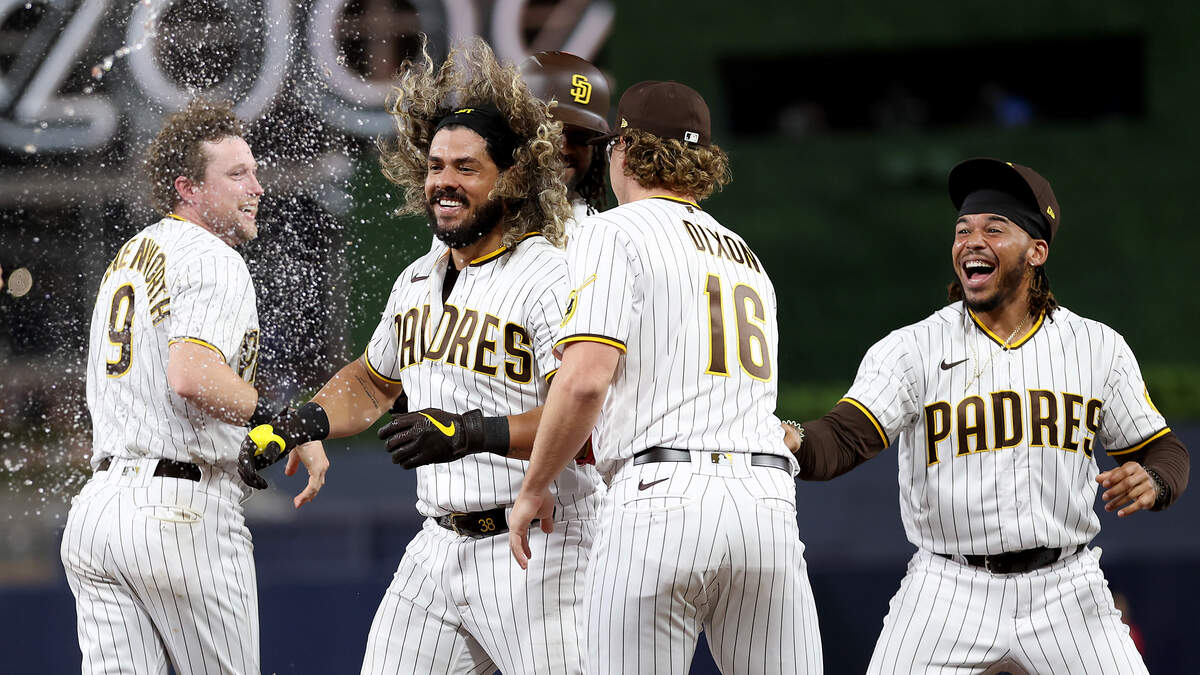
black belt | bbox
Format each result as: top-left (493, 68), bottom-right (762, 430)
top-left (633, 447), bottom-right (792, 473)
top-left (96, 456), bottom-right (202, 482)
top-left (936, 544), bottom-right (1085, 575)
top-left (435, 507), bottom-right (509, 538)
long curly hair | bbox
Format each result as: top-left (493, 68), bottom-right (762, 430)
top-left (379, 37), bottom-right (571, 248)
top-left (144, 99), bottom-right (243, 214)
top-left (619, 128), bottom-right (731, 201)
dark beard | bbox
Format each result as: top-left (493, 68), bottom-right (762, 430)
top-left (425, 194), bottom-right (505, 249)
top-left (964, 262), bottom-right (1027, 313)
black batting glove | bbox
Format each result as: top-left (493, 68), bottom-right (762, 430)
top-left (379, 407), bottom-right (509, 469)
top-left (237, 402), bottom-right (330, 489)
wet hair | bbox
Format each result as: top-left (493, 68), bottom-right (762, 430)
top-left (948, 265), bottom-right (1059, 319)
top-left (379, 37), bottom-right (571, 248)
top-left (619, 128), bottom-right (731, 201)
top-left (145, 99), bottom-right (244, 215)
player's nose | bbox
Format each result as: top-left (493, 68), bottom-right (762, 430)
top-left (247, 172), bottom-right (264, 197)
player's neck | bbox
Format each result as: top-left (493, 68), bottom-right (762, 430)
top-left (971, 292), bottom-right (1034, 346)
top-left (447, 226), bottom-right (505, 270)
top-left (619, 182), bottom-right (697, 207)
top-left (170, 206), bottom-right (237, 248)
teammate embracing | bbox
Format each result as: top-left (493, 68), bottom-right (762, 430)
top-left (237, 39), bottom-right (603, 674)
top-left (60, 99), bottom-right (328, 675)
top-left (509, 80), bottom-right (824, 674)
top-left (788, 158), bottom-right (1189, 674)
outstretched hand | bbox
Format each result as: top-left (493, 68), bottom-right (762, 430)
top-left (285, 441), bottom-right (330, 509)
top-left (1096, 461), bottom-right (1156, 517)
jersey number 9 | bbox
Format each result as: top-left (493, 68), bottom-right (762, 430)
top-left (106, 284), bottom-right (135, 377)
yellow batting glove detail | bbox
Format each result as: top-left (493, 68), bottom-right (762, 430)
top-left (248, 424), bottom-right (285, 456)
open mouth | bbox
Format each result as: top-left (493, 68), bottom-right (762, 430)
top-left (961, 258), bottom-right (996, 288)
top-left (239, 204), bottom-right (257, 220)
top-left (430, 192), bottom-right (468, 218)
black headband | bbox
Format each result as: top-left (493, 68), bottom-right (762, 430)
top-left (433, 105), bottom-right (520, 170)
top-left (958, 188), bottom-right (1051, 242)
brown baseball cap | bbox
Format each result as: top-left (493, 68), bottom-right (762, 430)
top-left (949, 157), bottom-right (1061, 241)
top-left (591, 80), bottom-right (712, 147)
top-left (519, 51), bottom-right (611, 135)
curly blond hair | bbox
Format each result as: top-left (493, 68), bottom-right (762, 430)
top-left (620, 128), bottom-right (731, 201)
top-left (379, 37), bottom-right (571, 248)
top-left (145, 99), bottom-right (244, 214)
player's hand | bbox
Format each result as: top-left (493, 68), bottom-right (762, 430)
top-left (238, 422), bottom-right (287, 489)
top-left (508, 487), bottom-right (555, 570)
top-left (285, 441), bottom-right (330, 509)
top-left (237, 404), bottom-right (330, 489)
top-left (379, 407), bottom-right (488, 468)
top-left (1096, 461), bottom-right (1156, 517)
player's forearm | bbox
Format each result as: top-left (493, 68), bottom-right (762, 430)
top-left (311, 357), bottom-right (400, 438)
top-left (795, 401), bottom-right (887, 480)
top-left (167, 342), bottom-right (258, 425)
top-left (1123, 430), bottom-right (1189, 510)
top-left (522, 379), bottom-right (605, 492)
top-left (492, 406), bottom-right (545, 461)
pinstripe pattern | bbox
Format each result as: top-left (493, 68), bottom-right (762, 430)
top-left (362, 235), bottom-right (601, 673)
top-left (560, 198), bottom-right (818, 673)
top-left (61, 458), bottom-right (259, 675)
top-left (65, 216), bottom-right (262, 674)
top-left (867, 550), bottom-right (1145, 675)
top-left (587, 455), bottom-right (821, 674)
top-left (845, 303), bottom-right (1154, 672)
top-left (558, 198), bottom-right (794, 480)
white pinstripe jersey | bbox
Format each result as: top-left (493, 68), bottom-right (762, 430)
top-left (844, 303), bottom-right (1169, 555)
top-left (366, 233), bottom-right (602, 517)
top-left (85, 216), bottom-right (261, 468)
top-left (556, 196), bottom-right (793, 480)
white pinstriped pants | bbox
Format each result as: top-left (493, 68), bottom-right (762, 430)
top-left (60, 458), bottom-right (259, 675)
top-left (360, 503), bottom-right (597, 675)
top-left (867, 548), bottom-right (1148, 674)
top-left (586, 452), bottom-right (823, 674)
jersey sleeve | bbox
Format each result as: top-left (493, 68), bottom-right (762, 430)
top-left (1099, 334), bottom-right (1169, 455)
top-left (529, 260), bottom-right (571, 382)
top-left (554, 222), bottom-right (639, 356)
top-left (167, 254), bottom-right (255, 364)
top-left (363, 274), bottom-right (409, 385)
top-left (841, 330), bottom-right (922, 447)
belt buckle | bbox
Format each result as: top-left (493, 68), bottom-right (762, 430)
top-left (449, 512), bottom-right (466, 536)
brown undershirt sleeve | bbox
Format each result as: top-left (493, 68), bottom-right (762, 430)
top-left (795, 401), bottom-right (888, 481)
top-left (1119, 430), bottom-right (1189, 510)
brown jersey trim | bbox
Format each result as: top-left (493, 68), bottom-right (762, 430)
top-left (795, 400), bottom-right (889, 481)
top-left (469, 231), bottom-right (544, 266)
top-left (362, 349), bottom-right (403, 384)
top-left (1108, 427), bottom-right (1171, 456)
top-left (968, 308), bottom-right (1046, 349)
top-left (1118, 430), bottom-right (1189, 510)
top-left (555, 334), bottom-right (627, 352)
top-left (838, 397), bottom-right (889, 446)
top-left (168, 336), bottom-right (226, 362)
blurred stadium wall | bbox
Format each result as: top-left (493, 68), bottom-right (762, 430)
top-left (1, 0), bottom-right (1197, 673)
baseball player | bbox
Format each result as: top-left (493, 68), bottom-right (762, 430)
top-left (508, 81), bottom-right (824, 674)
top-left (60, 99), bottom-right (328, 675)
top-left (786, 158), bottom-right (1189, 674)
top-left (238, 39), bottom-right (603, 674)
top-left (519, 51), bottom-right (612, 228)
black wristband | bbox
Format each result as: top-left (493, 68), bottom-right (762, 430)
top-left (293, 401), bottom-right (331, 443)
top-left (1144, 465), bottom-right (1169, 510)
top-left (481, 415), bottom-right (511, 456)
top-left (248, 396), bottom-right (277, 428)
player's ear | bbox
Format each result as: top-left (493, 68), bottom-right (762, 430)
top-left (1026, 239), bottom-right (1049, 268)
top-left (174, 175), bottom-right (198, 204)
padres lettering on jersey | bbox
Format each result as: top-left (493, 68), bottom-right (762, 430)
top-left (86, 216), bottom-right (261, 467)
top-left (844, 304), bottom-right (1168, 554)
top-left (556, 196), bottom-right (792, 479)
top-left (365, 233), bottom-right (601, 516)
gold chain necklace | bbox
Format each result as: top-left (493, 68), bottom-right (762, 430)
top-left (965, 311), bottom-right (1030, 391)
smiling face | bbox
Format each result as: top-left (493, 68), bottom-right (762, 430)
top-left (559, 124), bottom-right (597, 193)
top-left (424, 126), bottom-right (506, 247)
top-left (181, 136), bottom-right (262, 245)
top-left (952, 212), bottom-right (1047, 313)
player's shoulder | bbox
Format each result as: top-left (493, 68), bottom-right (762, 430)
top-left (1042, 305), bottom-right (1125, 343)
top-left (494, 232), bottom-right (567, 280)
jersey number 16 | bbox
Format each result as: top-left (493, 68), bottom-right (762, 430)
top-left (703, 274), bottom-right (771, 381)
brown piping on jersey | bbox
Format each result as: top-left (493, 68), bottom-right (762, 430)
top-left (796, 401), bottom-right (888, 481)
